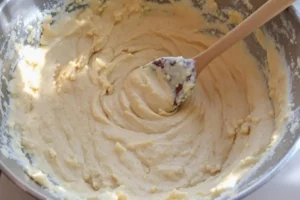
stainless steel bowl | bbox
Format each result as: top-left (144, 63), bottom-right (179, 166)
top-left (0, 0), bottom-right (299, 199)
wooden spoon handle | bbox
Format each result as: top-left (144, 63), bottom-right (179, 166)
top-left (194, 0), bottom-right (295, 73)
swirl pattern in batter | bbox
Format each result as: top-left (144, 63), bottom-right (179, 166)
top-left (8, 0), bottom-right (289, 199)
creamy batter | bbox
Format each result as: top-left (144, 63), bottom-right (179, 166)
top-left (8, 0), bottom-right (290, 199)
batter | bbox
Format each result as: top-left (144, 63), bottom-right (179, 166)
top-left (8, 0), bottom-right (290, 199)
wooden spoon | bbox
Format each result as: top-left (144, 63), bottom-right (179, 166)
top-left (145, 0), bottom-right (295, 108)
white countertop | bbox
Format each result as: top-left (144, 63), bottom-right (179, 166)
top-left (244, 149), bottom-right (300, 200)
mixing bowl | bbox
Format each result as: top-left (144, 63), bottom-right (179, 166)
top-left (0, 0), bottom-right (300, 199)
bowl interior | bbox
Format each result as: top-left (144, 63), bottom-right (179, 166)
top-left (0, 0), bottom-right (300, 199)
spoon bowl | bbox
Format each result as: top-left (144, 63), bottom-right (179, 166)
top-left (144, 57), bottom-right (196, 108)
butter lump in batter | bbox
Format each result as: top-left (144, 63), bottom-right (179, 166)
top-left (9, 0), bottom-right (289, 199)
